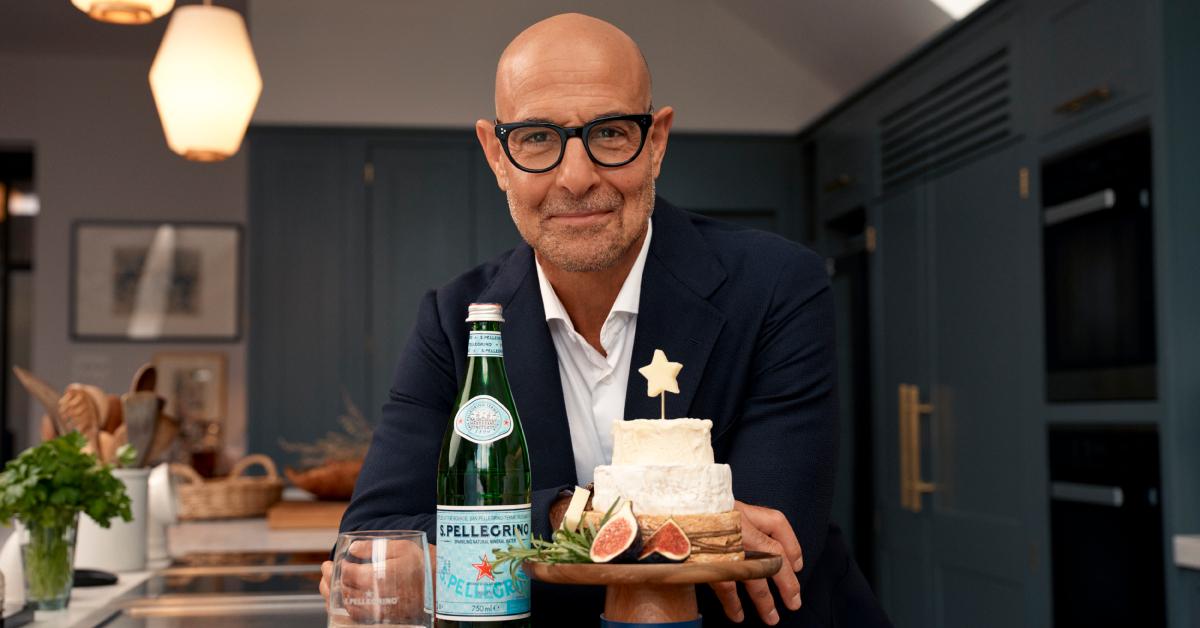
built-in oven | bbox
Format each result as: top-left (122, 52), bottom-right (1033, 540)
top-left (1048, 425), bottom-right (1165, 627)
top-left (1041, 128), bottom-right (1156, 401)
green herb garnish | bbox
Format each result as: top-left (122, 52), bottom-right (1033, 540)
top-left (492, 498), bottom-right (622, 592)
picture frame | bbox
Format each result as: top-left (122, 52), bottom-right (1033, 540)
top-left (153, 351), bottom-right (227, 423)
top-left (70, 221), bottom-right (242, 341)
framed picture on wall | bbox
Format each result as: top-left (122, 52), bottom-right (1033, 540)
top-left (71, 221), bottom-right (241, 341)
top-left (153, 351), bottom-right (227, 423)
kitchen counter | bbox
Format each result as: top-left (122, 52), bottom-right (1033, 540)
top-left (1174, 535), bottom-right (1200, 570)
top-left (23, 518), bottom-right (335, 628)
top-left (27, 571), bottom-right (152, 628)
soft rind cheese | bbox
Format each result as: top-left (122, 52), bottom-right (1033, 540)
top-left (611, 418), bottom-right (714, 465)
top-left (592, 464), bottom-right (733, 515)
top-left (561, 486), bottom-right (591, 533)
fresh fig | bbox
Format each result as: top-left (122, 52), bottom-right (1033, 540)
top-left (589, 500), bottom-right (642, 563)
top-left (638, 518), bottom-right (692, 563)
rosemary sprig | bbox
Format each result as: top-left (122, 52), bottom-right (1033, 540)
top-left (491, 499), bottom-right (623, 592)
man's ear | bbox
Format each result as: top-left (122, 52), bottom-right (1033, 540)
top-left (647, 106), bottom-right (674, 180)
top-left (475, 119), bottom-right (510, 192)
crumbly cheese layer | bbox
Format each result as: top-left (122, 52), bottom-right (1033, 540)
top-left (611, 418), bottom-right (714, 465)
top-left (592, 463), bottom-right (734, 515)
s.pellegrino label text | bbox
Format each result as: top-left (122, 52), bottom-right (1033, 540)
top-left (468, 331), bottom-right (503, 357)
top-left (435, 504), bottom-right (531, 621)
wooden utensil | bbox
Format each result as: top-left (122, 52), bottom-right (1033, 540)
top-left (102, 394), bottom-right (124, 433)
top-left (113, 422), bottom-right (128, 450)
top-left (12, 366), bottom-right (67, 436)
top-left (131, 364), bottom-right (157, 393)
top-left (121, 391), bottom-right (159, 467)
top-left (59, 384), bottom-right (101, 453)
top-left (98, 430), bottom-right (118, 465)
top-left (145, 412), bottom-right (180, 465)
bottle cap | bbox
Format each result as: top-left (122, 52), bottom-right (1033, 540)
top-left (466, 303), bottom-right (505, 323)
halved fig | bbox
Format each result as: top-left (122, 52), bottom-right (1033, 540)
top-left (589, 500), bottom-right (641, 563)
top-left (638, 518), bottom-right (692, 563)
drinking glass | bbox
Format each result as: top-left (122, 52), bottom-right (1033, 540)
top-left (328, 530), bottom-right (432, 627)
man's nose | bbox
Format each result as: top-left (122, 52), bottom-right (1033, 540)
top-left (554, 137), bottom-right (600, 198)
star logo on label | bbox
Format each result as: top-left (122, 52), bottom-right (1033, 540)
top-left (472, 555), bottom-right (496, 581)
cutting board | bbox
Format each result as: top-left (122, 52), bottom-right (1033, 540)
top-left (267, 501), bottom-right (349, 529)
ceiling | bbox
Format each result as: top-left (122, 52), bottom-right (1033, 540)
top-left (0, 0), bottom-right (247, 58)
top-left (0, 0), bottom-right (957, 133)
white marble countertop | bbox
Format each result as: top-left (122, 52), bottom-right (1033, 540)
top-left (27, 570), bottom-right (152, 628)
top-left (1174, 534), bottom-right (1200, 570)
top-left (22, 517), bottom-right (336, 628)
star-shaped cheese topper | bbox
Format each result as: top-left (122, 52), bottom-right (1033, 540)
top-left (638, 349), bottom-right (682, 420)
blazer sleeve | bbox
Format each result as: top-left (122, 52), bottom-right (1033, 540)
top-left (724, 249), bottom-right (838, 587)
top-left (340, 290), bottom-right (568, 546)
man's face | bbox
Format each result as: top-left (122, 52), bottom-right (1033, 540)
top-left (477, 44), bottom-right (673, 273)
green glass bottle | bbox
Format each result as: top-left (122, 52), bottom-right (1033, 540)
top-left (436, 303), bottom-right (532, 627)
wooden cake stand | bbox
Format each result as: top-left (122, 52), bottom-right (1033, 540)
top-left (523, 551), bottom-right (782, 626)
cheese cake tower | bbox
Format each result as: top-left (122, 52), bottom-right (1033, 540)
top-left (588, 418), bottom-right (744, 562)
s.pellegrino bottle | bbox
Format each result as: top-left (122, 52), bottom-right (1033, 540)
top-left (436, 303), bottom-right (532, 627)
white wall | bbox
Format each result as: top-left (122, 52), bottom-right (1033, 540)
top-left (0, 52), bottom-right (248, 462)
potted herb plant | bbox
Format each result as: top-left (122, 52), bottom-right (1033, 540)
top-left (0, 432), bottom-right (132, 610)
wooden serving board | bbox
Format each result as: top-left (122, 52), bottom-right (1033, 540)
top-left (522, 550), bottom-right (781, 585)
top-left (524, 551), bottom-right (783, 623)
top-left (267, 500), bottom-right (348, 529)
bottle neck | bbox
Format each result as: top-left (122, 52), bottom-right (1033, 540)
top-left (467, 321), bottom-right (504, 360)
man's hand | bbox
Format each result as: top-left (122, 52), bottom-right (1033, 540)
top-left (708, 501), bottom-right (804, 625)
top-left (320, 542), bottom-right (437, 621)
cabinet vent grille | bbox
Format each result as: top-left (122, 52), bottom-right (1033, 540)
top-left (880, 48), bottom-right (1012, 191)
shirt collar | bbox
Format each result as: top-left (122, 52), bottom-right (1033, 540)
top-left (535, 219), bottom-right (653, 324)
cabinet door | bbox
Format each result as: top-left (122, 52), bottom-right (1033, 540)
top-left (367, 142), bottom-right (475, 411)
top-left (1033, 0), bottom-right (1150, 136)
top-left (248, 135), bottom-right (370, 463)
top-left (873, 184), bottom-right (934, 628)
top-left (926, 144), bottom-right (1042, 627)
top-left (815, 114), bottom-right (875, 217)
top-left (874, 144), bottom-right (1044, 627)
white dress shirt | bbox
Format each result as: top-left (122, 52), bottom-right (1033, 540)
top-left (534, 221), bottom-right (652, 485)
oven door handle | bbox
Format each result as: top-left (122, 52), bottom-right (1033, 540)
top-left (1043, 188), bottom-right (1116, 226)
top-left (1050, 481), bottom-right (1125, 507)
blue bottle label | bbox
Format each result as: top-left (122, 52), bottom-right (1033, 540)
top-left (468, 331), bottom-right (504, 357)
top-left (453, 395), bottom-right (514, 444)
top-left (436, 504), bottom-right (532, 621)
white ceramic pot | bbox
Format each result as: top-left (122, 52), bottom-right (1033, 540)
top-left (74, 467), bottom-right (150, 572)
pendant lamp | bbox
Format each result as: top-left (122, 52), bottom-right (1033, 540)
top-left (71, 0), bottom-right (174, 25)
top-left (148, 2), bottom-right (262, 162)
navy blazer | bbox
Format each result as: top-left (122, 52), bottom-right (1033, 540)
top-left (342, 198), bottom-right (891, 627)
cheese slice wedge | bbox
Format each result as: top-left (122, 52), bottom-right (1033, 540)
top-left (561, 485), bottom-right (591, 533)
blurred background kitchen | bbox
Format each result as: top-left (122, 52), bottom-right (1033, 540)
top-left (0, 0), bottom-right (1197, 626)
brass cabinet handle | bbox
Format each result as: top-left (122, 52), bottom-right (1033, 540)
top-left (823, 173), bottom-right (854, 193)
top-left (898, 383), bottom-right (936, 512)
top-left (1053, 85), bottom-right (1112, 115)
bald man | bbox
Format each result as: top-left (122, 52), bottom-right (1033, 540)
top-left (326, 13), bottom-right (890, 627)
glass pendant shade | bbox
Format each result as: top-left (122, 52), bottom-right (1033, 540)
top-left (71, 0), bottom-right (174, 25)
top-left (148, 5), bottom-right (262, 162)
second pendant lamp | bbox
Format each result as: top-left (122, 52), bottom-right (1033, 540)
top-left (149, 2), bottom-right (262, 162)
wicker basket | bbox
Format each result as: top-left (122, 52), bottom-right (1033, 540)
top-left (171, 454), bottom-right (284, 520)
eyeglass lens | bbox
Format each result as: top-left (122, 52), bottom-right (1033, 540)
top-left (507, 119), bottom-right (643, 170)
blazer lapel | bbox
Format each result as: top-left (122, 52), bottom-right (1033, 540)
top-left (477, 245), bottom-right (577, 487)
top-left (625, 200), bottom-right (727, 423)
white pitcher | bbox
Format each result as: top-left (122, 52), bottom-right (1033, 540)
top-left (74, 467), bottom-right (150, 572)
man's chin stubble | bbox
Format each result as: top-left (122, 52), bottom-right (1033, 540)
top-left (534, 228), bottom-right (626, 273)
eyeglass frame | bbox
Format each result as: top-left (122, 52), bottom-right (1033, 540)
top-left (493, 113), bottom-right (655, 174)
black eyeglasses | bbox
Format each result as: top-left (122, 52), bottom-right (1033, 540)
top-left (494, 113), bottom-right (654, 173)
